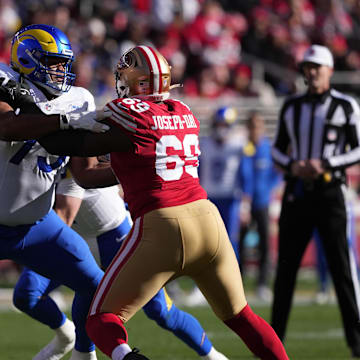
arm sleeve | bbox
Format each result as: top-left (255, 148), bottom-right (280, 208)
top-left (38, 124), bottom-right (133, 156)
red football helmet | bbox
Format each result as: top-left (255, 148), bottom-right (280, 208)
top-left (115, 45), bottom-right (173, 102)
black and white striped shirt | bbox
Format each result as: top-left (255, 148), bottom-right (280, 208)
top-left (272, 88), bottom-right (360, 180)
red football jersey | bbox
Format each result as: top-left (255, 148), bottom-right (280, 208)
top-left (105, 97), bottom-right (208, 219)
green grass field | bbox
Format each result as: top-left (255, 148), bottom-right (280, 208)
top-left (0, 300), bottom-right (352, 360)
top-left (0, 270), bottom-right (353, 359)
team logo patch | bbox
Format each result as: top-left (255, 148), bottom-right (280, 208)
top-left (327, 129), bottom-right (337, 141)
top-left (44, 103), bottom-right (52, 111)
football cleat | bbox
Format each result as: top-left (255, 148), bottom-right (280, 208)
top-left (123, 348), bottom-right (151, 360)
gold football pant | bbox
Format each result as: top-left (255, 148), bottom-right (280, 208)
top-left (89, 199), bottom-right (247, 322)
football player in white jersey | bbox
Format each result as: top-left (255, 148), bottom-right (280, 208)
top-left (199, 106), bottom-right (244, 262)
top-left (13, 157), bottom-right (229, 360)
top-left (0, 24), bottom-right (108, 360)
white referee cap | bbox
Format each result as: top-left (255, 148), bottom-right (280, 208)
top-left (300, 45), bottom-right (334, 68)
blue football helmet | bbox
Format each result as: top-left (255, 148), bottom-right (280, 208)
top-left (10, 24), bottom-right (76, 94)
top-left (211, 106), bottom-right (238, 142)
top-left (212, 106), bottom-right (238, 127)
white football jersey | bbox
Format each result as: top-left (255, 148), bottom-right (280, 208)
top-left (0, 63), bottom-right (96, 225)
top-left (199, 135), bottom-right (243, 198)
top-left (56, 176), bottom-right (128, 238)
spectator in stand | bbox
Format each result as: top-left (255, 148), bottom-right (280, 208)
top-left (288, 0), bottom-right (315, 33)
top-left (184, 65), bottom-right (231, 98)
top-left (2, 0), bottom-right (360, 100)
top-left (229, 63), bottom-right (277, 105)
top-left (238, 111), bottom-right (281, 303)
top-left (266, 24), bottom-right (297, 94)
top-left (348, 1), bottom-right (360, 52)
top-left (53, 5), bottom-right (72, 33)
top-left (324, 34), bottom-right (350, 71)
top-left (241, 6), bottom-right (272, 60)
top-left (231, 64), bottom-right (258, 97)
top-left (182, 1), bottom-right (241, 72)
top-left (313, 0), bottom-right (353, 41)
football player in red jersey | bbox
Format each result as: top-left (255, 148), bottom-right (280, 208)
top-left (39, 45), bottom-right (289, 360)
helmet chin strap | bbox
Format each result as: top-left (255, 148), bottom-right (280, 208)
top-left (33, 80), bottom-right (63, 98)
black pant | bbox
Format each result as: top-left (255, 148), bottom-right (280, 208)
top-left (271, 180), bottom-right (360, 350)
top-left (239, 206), bottom-right (270, 287)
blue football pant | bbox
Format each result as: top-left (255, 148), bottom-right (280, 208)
top-left (13, 215), bottom-right (213, 356)
top-left (1, 210), bottom-right (103, 352)
top-left (209, 197), bottom-right (240, 262)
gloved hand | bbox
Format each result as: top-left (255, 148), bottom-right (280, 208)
top-left (59, 109), bottom-right (110, 133)
top-left (0, 76), bottom-right (39, 113)
top-left (96, 108), bottom-right (112, 121)
top-left (37, 100), bottom-right (110, 133)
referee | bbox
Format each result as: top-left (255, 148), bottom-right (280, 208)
top-left (271, 44), bottom-right (360, 358)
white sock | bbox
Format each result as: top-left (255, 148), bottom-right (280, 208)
top-left (201, 347), bottom-right (229, 360)
top-left (111, 344), bottom-right (132, 360)
top-left (32, 318), bottom-right (75, 360)
top-left (56, 318), bottom-right (75, 340)
top-left (69, 349), bottom-right (97, 360)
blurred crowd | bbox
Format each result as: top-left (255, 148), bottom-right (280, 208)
top-left (1, 0), bottom-right (360, 106)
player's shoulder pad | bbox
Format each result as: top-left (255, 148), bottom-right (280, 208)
top-left (167, 98), bottom-right (191, 112)
top-left (104, 98), bottom-right (141, 133)
top-left (110, 97), bottom-right (152, 114)
top-left (69, 85), bottom-right (93, 100)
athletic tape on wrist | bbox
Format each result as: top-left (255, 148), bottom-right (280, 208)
top-left (59, 113), bottom-right (70, 130)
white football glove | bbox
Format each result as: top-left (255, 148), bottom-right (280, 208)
top-left (37, 100), bottom-right (110, 133)
top-left (96, 108), bottom-right (112, 121)
top-left (59, 110), bottom-right (110, 133)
